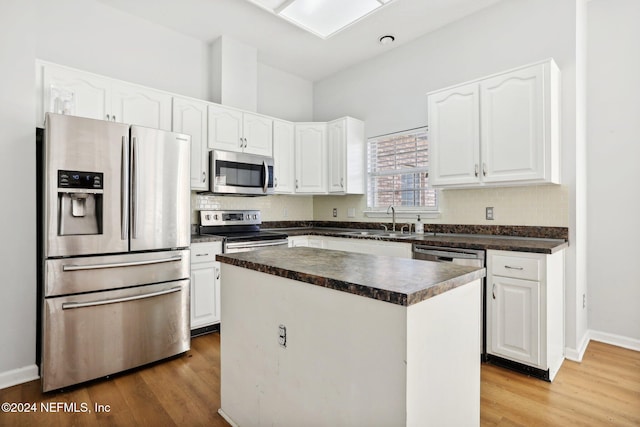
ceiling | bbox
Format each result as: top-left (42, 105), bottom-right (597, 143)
top-left (97, 0), bottom-right (502, 82)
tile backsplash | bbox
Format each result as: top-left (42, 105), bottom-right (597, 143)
top-left (192, 184), bottom-right (568, 227)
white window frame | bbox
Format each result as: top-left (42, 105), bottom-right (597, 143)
top-left (364, 126), bottom-right (440, 219)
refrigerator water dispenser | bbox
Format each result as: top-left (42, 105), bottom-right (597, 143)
top-left (57, 170), bottom-right (103, 236)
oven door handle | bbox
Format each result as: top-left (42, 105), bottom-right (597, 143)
top-left (62, 286), bottom-right (182, 310)
top-left (225, 240), bottom-right (288, 250)
top-left (62, 255), bottom-right (183, 271)
top-left (262, 160), bottom-right (269, 194)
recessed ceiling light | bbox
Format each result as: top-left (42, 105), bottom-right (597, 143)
top-left (378, 34), bottom-right (395, 45)
top-left (247, 0), bottom-right (397, 39)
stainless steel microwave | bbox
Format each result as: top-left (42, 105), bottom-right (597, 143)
top-left (209, 150), bottom-right (274, 196)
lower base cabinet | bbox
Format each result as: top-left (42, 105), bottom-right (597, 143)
top-left (486, 249), bottom-right (565, 381)
top-left (190, 242), bottom-right (223, 330)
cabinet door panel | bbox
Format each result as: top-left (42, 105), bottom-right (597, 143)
top-left (295, 124), bottom-right (327, 194)
top-left (428, 83), bottom-right (480, 186)
top-left (111, 83), bottom-right (172, 130)
top-left (43, 65), bottom-right (111, 122)
top-left (243, 113), bottom-right (273, 156)
top-left (328, 119), bottom-right (346, 193)
top-left (490, 276), bottom-right (540, 366)
top-left (480, 65), bottom-right (544, 182)
top-left (273, 120), bottom-right (295, 193)
top-left (208, 105), bottom-right (243, 151)
top-left (191, 263), bottom-right (219, 329)
top-left (173, 97), bottom-right (209, 190)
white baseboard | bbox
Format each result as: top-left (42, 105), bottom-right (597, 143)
top-left (589, 329), bottom-right (640, 352)
top-left (0, 365), bottom-right (39, 390)
top-left (218, 408), bottom-right (238, 427)
top-left (564, 330), bottom-right (591, 362)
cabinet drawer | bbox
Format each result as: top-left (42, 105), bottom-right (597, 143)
top-left (492, 254), bottom-right (541, 281)
top-left (191, 242), bottom-right (222, 264)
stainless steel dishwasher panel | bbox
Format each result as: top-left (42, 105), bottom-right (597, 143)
top-left (41, 280), bottom-right (190, 392)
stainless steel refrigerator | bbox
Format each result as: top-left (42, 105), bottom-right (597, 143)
top-left (38, 113), bottom-right (191, 392)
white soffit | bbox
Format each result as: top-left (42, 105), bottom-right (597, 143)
top-left (247, 0), bottom-right (396, 39)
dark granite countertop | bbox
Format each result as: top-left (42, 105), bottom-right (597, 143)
top-left (271, 227), bottom-right (568, 254)
top-left (217, 247), bottom-right (486, 306)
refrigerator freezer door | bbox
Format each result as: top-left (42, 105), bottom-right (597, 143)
top-left (43, 114), bottom-right (130, 257)
top-left (44, 249), bottom-right (190, 297)
top-left (41, 279), bottom-right (190, 392)
top-left (130, 126), bottom-right (191, 252)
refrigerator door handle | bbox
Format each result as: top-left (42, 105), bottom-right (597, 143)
top-left (62, 255), bottom-right (183, 271)
top-left (131, 136), bottom-right (138, 239)
top-left (262, 160), bottom-right (269, 193)
top-left (121, 136), bottom-right (129, 241)
top-left (61, 286), bottom-right (182, 310)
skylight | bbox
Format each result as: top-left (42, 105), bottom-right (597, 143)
top-left (247, 0), bottom-right (396, 39)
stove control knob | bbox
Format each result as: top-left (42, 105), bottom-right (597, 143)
top-left (205, 214), bottom-right (212, 221)
top-left (214, 214), bottom-right (219, 220)
top-left (253, 214), bottom-right (258, 220)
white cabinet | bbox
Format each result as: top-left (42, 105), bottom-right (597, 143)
top-left (428, 59), bottom-right (560, 187)
top-left (172, 96), bottom-right (209, 190)
top-left (39, 61), bottom-right (172, 130)
top-left (328, 117), bottom-right (365, 194)
top-left (273, 119), bottom-right (295, 194)
top-left (208, 104), bottom-right (273, 156)
top-left (190, 242), bottom-right (223, 329)
top-left (486, 249), bottom-right (565, 381)
top-left (295, 123), bottom-right (327, 194)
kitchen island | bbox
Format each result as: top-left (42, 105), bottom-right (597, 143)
top-left (216, 247), bottom-right (486, 427)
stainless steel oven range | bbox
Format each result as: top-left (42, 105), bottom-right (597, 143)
top-left (199, 210), bottom-right (288, 253)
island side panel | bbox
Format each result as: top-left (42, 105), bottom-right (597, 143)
top-left (406, 279), bottom-right (481, 427)
top-left (219, 264), bottom-right (408, 427)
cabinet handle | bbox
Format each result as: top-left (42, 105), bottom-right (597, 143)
top-left (492, 283), bottom-right (496, 299)
top-left (274, 177), bottom-right (278, 188)
top-left (474, 164), bottom-right (479, 177)
top-left (239, 137), bottom-right (243, 148)
top-left (295, 179), bottom-right (299, 189)
top-left (106, 114), bottom-right (111, 121)
top-left (505, 265), bottom-right (524, 270)
top-left (202, 171), bottom-right (206, 183)
top-left (196, 253), bottom-right (209, 257)
top-left (216, 268), bottom-right (220, 280)
top-left (340, 178), bottom-right (344, 188)
top-left (113, 115), bottom-right (116, 121)
top-left (244, 137), bottom-right (248, 148)
top-left (482, 163), bottom-right (487, 176)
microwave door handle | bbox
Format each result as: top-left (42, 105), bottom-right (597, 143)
top-left (263, 160), bottom-right (269, 193)
top-left (121, 135), bottom-right (129, 240)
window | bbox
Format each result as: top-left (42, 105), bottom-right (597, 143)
top-left (367, 127), bottom-right (438, 210)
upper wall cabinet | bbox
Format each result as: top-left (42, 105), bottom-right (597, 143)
top-left (172, 96), bottom-right (209, 190)
top-left (207, 104), bottom-right (273, 157)
top-left (295, 123), bottom-right (327, 194)
top-left (428, 59), bottom-right (560, 188)
top-left (328, 117), bottom-right (365, 195)
top-left (273, 119), bottom-right (295, 194)
top-left (38, 61), bottom-right (172, 130)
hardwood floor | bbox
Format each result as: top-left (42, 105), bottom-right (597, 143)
top-left (1, 335), bottom-right (638, 426)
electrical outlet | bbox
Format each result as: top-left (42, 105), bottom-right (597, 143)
top-left (332, 208), bottom-right (337, 218)
top-left (278, 324), bottom-right (287, 348)
top-left (486, 207), bottom-right (494, 220)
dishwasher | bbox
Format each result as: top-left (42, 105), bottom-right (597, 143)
top-left (412, 244), bottom-right (487, 359)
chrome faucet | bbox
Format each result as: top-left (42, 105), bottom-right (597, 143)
top-left (387, 205), bottom-right (396, 231)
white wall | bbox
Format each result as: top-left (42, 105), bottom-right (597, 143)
top-left (258, 63), bottom-right (314, 122)
top-left (0, 0), bottom-right (39, 388)
top-left (587, 0), bottom-right (640, 345)
top-left (313, 0), bottom-right (587, 355)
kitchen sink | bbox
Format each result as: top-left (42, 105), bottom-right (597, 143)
top-left (341, 230), bottom-right (416, 239)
